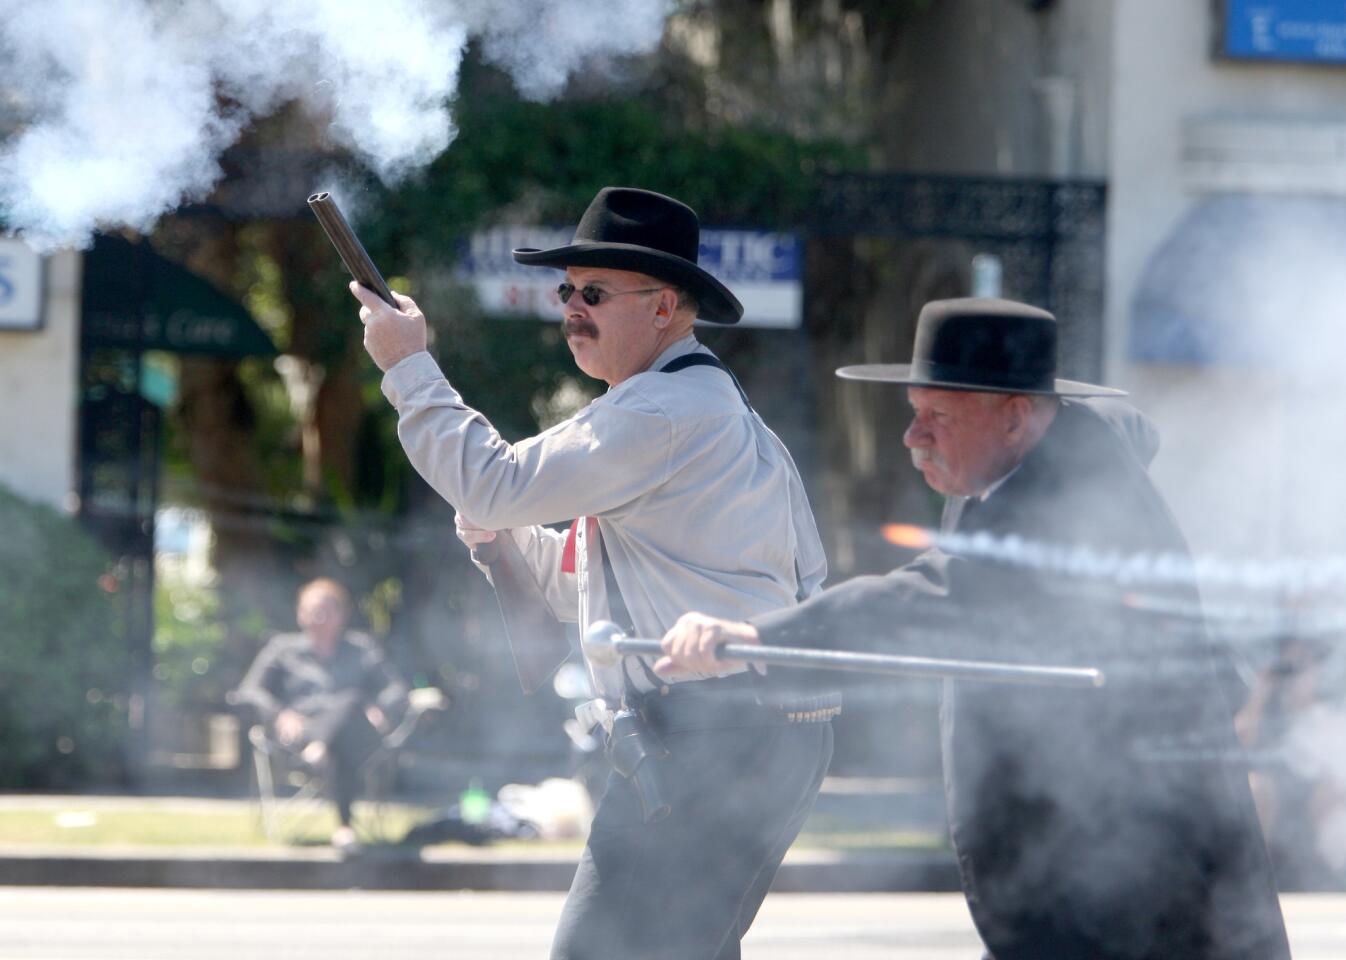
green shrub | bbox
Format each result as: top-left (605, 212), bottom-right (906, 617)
top-left (152, 577), bottom-right (228, 715)
top-left (0, 485), bottom-right (130, 788)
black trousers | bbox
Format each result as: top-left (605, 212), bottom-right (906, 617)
top-left (287, 703), bottom-right (381, 826)
top-left (550, 718), bottom-right (833, 960)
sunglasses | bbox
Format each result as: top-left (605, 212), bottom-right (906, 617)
top-left (556, 282), bottom-right (666, 306)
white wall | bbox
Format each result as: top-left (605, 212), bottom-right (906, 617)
top-left (0, 250), bottom-right (80, 508)
top-left (1109, 0), bottom-right (1346, 558)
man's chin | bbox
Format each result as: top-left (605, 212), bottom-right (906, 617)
top-left (917, 466), bottom-right (954, 496)
top-left (566, 341), bottom-right (602, 378)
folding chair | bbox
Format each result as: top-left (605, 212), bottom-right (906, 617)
top-left (248, 686), bottom-right (447, 844)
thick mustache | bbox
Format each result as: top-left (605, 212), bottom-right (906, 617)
top-left (564, 320), bottom-right (598, 339)
top-left (911, 449), bottom-right (941, 471)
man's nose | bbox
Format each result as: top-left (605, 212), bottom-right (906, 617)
top-left (903, 418), bottom-right (930, 448)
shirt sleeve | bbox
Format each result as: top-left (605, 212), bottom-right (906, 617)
top-left (382, 352), bottom-right (674, 529)
top-left (751, 552), bottom-right (959, 657)
top-left (752, 550), bottom-right (1133, 675)
top-left (234, 638), bottom-right (286, 725)
top-left (361, 643), bottom-right (410, 717)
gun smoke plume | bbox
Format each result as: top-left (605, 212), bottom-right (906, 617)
top-left (0, 0), bottom-right (672, 251)
top-left (1127, 195), bottom-right (1346, 881)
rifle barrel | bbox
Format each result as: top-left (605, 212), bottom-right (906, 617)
top-left (582, 622), bottom-right (1104, 689)
top-left (307, 192), bottom-right (396, 307)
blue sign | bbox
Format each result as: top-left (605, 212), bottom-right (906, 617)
top-left (457, 226), bottom-right (803, 329)
top-left (696, 230), bottom-right (800, 284)
top-left (1223, 0), bottom-right (1346, 63)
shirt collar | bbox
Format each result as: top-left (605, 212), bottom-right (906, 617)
top-left (979, 463), bottom-right (1021, 502)
top-left (648, 334), bottom-right (703, 372)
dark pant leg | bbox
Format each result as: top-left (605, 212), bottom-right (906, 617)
top-left (323, 709), bottom-right (382, 826)
top-left (717, 722), bottom-right (834, 956)
top-left (550, 721), bottom-right (832, 960)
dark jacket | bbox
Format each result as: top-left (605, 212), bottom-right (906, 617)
top-left (753, 399), bottom-right (1289, 960)
top-left (235, 631), bottom-right (407, 742)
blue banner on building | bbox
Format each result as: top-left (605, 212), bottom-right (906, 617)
top-left (1223, 0), bottom-right (1346, 63)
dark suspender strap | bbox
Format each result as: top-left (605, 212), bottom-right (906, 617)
top-left (598, 536), bottom-right (634, 633)
top-left (599, 535), bottom-right (665, 692)
top-left (659, 351), bottom-right (753, 411)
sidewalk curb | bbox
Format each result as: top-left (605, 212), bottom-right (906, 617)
top-left (0, 849), bottom-right (961, 893)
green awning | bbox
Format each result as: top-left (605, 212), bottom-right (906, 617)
top-left (82, 234), bottom-right (277, 358)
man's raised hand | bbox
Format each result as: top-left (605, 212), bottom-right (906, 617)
top-left (351, 281), bottom-right (427, 372)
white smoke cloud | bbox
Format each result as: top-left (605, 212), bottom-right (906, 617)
top-left (458, 0), bottom-right (672, 98)
top-left (0, 0), bottom-right (672, 251)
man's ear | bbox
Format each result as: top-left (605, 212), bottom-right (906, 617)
top-left (1004, 395), bottom-right (1033, 441)
top-left (651, 288), bottom-right (678, 329)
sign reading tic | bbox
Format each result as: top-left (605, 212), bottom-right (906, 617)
top-left (458, 226), bottom-right (803, 329)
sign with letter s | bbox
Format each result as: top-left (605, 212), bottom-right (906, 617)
top-left (0, 239), bottom-right (43, 331)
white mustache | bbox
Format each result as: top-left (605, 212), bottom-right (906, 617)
top-left (911, 448), bottom-right (934, 470)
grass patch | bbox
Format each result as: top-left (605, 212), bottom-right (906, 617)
top-left (0, 804), bottom-right (430, 848)
top-left (0, 804), bottom-right (945, 852)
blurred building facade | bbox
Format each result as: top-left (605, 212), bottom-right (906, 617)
top-left (803, 0), bottom-right (1346, 567)
top-left (1109, 0), bottom-right (1346, 564)
top-left (0, 249), bottom-right (81, 507)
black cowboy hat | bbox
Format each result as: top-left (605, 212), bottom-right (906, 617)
top-left (512, 187), bottom-right (744, 324)
top-left (836, 297), bottom-right (1124, 397)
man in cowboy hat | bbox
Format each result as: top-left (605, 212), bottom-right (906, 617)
top-left (656, 298), bottom-right (1290, 959)
top-left (351, 186), bottom-right (833, 959)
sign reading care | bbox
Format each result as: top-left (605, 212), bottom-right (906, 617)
top-left (81, 234), bottom-right (276, 358)
top-left (0, 238), bottom-right (43, 331)
top-left (458, 226), bottom-right (803, 329)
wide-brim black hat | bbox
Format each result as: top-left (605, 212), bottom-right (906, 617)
top-left (512, 187), bottom-right (744, 325)
top-left (836, 297), bottom-right (1124, 397)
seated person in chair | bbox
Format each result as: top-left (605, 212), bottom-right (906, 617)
top-left (236, 577), bottom-right (408, 850)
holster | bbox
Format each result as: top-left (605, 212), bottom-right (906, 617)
top-left (605, 708), bottom-right (671, 823)
top-left (472, 536), bottom-right (571, 695)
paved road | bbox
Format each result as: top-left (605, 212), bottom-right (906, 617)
top-left (0, 888), bottom-right (1342, 959)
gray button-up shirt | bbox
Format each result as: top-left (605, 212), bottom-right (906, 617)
top-left (381, 335), bottom-right (826, 697)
